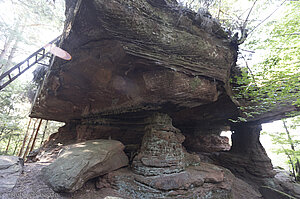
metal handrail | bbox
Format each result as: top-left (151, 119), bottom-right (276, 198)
top-left (0, 36), bottom-right (61, 91)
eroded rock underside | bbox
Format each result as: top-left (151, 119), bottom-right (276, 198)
top-left (28, 0), bottom-right (300, 198)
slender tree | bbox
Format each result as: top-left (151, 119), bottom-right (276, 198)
top-left (18, 118), bottom-right (32, 157)
top-left (29, 119), bottom-right (43, 153)
top-left (23, 118), bottom-right (38, 159)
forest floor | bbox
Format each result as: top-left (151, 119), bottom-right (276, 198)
top-left (0, 162), bottom-right (123, 199)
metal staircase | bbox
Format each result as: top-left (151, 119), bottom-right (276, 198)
top-left (0, 36), bottom-right (60, 91)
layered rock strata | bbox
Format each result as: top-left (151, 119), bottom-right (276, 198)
top-left (132, 113), bottom-right (185, 176)
top-left (125, 113), bottom-right (261, 198)
top-left (184, 134), bottom-right (231, 152)
top-left (30, 0), bottom-right (237, 123)
top-left (93, 113), bottom-right (261, 198)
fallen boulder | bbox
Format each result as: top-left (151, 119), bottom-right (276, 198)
top-left (42, 139), bottom-right (128, 192)
top-left (0, 156), bottom-right (23, 192)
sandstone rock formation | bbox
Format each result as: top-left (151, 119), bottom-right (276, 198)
top-left (212, 123), bottom-right (275, 187)
top-left (27, 0), bottom-right (299, 198)
top-left (132, 113), bottom-right (186, 176)
top-left (95, 165), bottom-right (263, 199)
top-left (184, 134), bottom-right (230, 152)
top-left (0, 156), bottom-right (23, 192)
top-left (272, 169), bottom-right (300, 198)
top-left (94, 114), bottom-right (261, 198)
top-left (42, 139), bottom-right (128, 192)
top-left (30, 0), bottom-right (237, 124)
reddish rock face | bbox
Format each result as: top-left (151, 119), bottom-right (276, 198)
top-left (211, 123), bottom-right (275, 188)
top-left (28, 1), bottom-right (291, 197)
top-left (132, 113), bottom-right (186, 176)
top-left (95, 164), bottom-right (262, 199)
top-left (184, 134), bottom-right (231, 152)
top-left (30, 0), bottom-right (237, 123)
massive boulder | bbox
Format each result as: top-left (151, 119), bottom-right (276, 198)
top-left (41, 139), bottom-right (128, 192)
top-left (0, 156), bottom-right (23, 192)
top-left (271, 169), bottom-right (300, 198)
top-left (30, 0), bottom-right (237, 124)
top-left (28, 0), bottom-right (299, 198)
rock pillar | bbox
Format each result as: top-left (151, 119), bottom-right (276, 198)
top-left (132, 113), bottom-right (185, 176)
top-left (213, 123), bottom-right (275, 188)
top-left (230, 123), bottom-right (274, 177)
top-left (96, 114), bottom-right (262, 198)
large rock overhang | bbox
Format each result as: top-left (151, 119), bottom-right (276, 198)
top-left (30, 0), bottom-right (237, 123)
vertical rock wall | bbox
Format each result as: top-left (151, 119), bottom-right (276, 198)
top-left (212, 123), bottom-right (275, 189)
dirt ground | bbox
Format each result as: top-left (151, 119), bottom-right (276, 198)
top-left (0, 162), bottom-right (124, 199)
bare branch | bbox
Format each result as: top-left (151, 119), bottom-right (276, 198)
top-left (240, 52), bottom-right (256, 83)
top-left (275, 32), bottom-right (300, 37)
top-left (237, 0), bottom-right (258, 45)
top-left (242, 0), bottom-right (258, 30)
top-left (249, 0), bottom-right (287, 36)
top-left (239, 48), bottom-right (255, 53)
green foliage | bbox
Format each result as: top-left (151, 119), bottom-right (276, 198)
top-left (180, 0), bottom-right (299, 122)
top-left (0, 80), bottom-right (29, 154)
top-left (0, 79), bottom-right (64, 155)
top-left (263, 116), bottom-right (300, 181)
top-left (230, 0), bottom-right (300, 121)
top-left (0, 0), bottom-right (65, 73)
top-left (0, 0), bottom-right (65, 155)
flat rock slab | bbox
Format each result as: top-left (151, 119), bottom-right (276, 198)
top-left (134, 171), bottom-right (204, 191)
top-left (42, 139), bottom-right (128, 192)
top-left (0, 156), bottom-right (23, 192)
top-left (96, 164), bottom-right (261, 199)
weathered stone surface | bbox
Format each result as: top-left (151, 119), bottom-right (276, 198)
top-left (272, 169), bottom-right (300, 198)
top-left (42, 139), bottom-right (128, 192)
top-left (212, 123), bottom-right (275, 189)
top-left (191, 163), bottom-right (224, 183)
top-left (96, 164), bottom-right (261, 199)
top-left (132, 113), bottom-right (185, 176)
top-left (259, 186), bottom-right (295, 199)
top-left (30, 0), bottom-right (236, 122)
top-left (134, 171), bottom-right (204, 191)
top-left (184, 134), bottom-right (231, 152)
top-left (0, 156), bottom-right (23, 192)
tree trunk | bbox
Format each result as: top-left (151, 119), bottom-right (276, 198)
top-left (0, 37), bottom-right (13, 66)
top-left (40, 120), bottom-right (48, 147)
top-left (283, 120), bottom-right (300, 181)
top-left (2, 20), bottom-right (26, 72)
top-left (23, 118), bottom-right (38, 159)
top-left (5, 135), bottom-right (12, 154)
top-left (29, 119), bottom-right (43, 153)
top-left (0, 20), bottom-right (21, 74)
top-left (285, 148), bottom-right (296, 180)
top-left (12, 140), bottom-right (19, 155)
top-left (18, 118), bottom-right (32, 157)
top-left (3, 39), bottom-right (19, 70)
